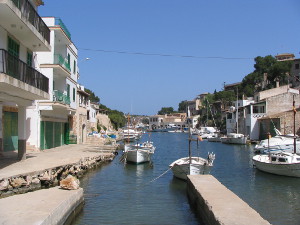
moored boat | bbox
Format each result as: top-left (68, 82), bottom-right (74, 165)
top-left (123, 141), bottom-right (155, 164)
top-left (220, 133), bottom-right (247, 145)
top-left (169, 154), bottom-right (215, 180)
top-left (169, 107), bottom-right (215, 180)
top-left (253, 152), bottom-right (300, 177)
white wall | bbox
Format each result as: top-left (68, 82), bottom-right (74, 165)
top-left (0, 26), bottom-right (7, 49)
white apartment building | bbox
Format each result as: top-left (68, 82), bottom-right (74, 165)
top-left (26, 17), bottom-right (79, 150)
top-left (0, 0), bottom-right (50, 159)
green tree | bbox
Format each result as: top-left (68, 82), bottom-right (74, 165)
top-left (178, 100), bottom-right (188, 112)
top-left (85, 88), bottom-right (100, 103)
top-left (214, 90), bottom-right (235, 109)
top-left (108, 110), bottom-right (126, 130)
top-left (158, 107), bottom-right (175, 115)
top-left (240, 55), bottom-right (292, 97)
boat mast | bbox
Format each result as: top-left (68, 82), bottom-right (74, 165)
top-left (187, 107), bottom-right (192, 164)
top-left (236, 88), bottom-right (239, 134)
top-left (293, 95), bottom-right (296, 154)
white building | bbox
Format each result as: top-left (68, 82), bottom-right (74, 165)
top-left (0, 0), bottom-right (50, 159)
top-left (226, 85), bottom-right (300, 140)
top-left (26, 17), bottom-right (79, 150)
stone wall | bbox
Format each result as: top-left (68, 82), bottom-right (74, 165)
top-left (0, 154), bottom-right (115, 199)
top-left (267, 92), bottom-right (300, 116)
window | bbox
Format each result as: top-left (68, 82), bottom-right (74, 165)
top-left (27, 51), bottom-right (32, 66)
top-left (73, 88), bottom-right (75, 102)
top-left (73, 60), bottom-right (76, 74)
top-left (8, 36), bottom-right (19, 57)
top-left (67, 84), bottom-right (70, 98)
top-left (295, 64), bottom-right (299, 70)
top-left (278, 158), bottom-right (287, 163)
top-left (67, 53), bottom-right (70, 67)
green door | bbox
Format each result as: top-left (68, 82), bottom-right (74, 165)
top-left (40, 121), bottom-right (66, 150)
top-left (3, 111), bottom-right (18, 151)
top-left (45, 121), bottom-right (54, 149)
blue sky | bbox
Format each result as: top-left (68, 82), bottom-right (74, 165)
top-left (39, 0), bottom-right (300, 115)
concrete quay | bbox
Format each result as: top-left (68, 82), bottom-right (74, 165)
top-left (0, 143), bottom-right (117, 225)
top-left (0, 186), bottom-right (83, 225)
top-left (187, 175), bottom-right (271, 225)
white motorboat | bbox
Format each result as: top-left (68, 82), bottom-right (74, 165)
top-left (123, 141), bottom-right (155, 164)
top-left (169, 154), bottom-right (215, 180)
top-left (121, 128), bottom-right (143, 142)
top-left (207, 134), bottom-right (221, 142)
top-left (220, 133), bottom-right (247, 145)
top-left (253, 152), bottom-right (300, 177)
top-left (169, 107), bottom-right (215, 180)
top-left (254, 134), bottom-right (300, 154)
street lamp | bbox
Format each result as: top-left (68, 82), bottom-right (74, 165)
top-left (77, 57), bottom-right (90, 80)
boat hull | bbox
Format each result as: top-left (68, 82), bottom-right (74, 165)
top-left (169, 157), bottom-right (212, 180)
top-left (221, 136), bottom-right (247, 145)
top-left (253, 155), bottom-right (300, 177)
top-left (125, 149), bottom-right (154, 164)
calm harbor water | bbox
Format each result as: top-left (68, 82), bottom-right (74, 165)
top-left (74, 132), bottom-right (300, 225)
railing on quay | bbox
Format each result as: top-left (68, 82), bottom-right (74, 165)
top-left (54, 54), bottom-right (71, 72)
top-left (0, 49), bottom-right (49, 93)
top-left (53, 90), bottom-right (71, 105)
top-left (55, 18), bottom-right (71, 40)
top-left (10, 0), bottom-right (50, 44)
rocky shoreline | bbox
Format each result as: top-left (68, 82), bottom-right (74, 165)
top-left (0, 145), bottom-right (117, 199)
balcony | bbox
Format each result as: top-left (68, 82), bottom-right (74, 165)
top-left (55, 18), bottom-right (71, 40)
top-left (39, 54), bottom-right (71, 78)
top-left (53, 90), bottom-right (70, 105)
top-left (0, 49), bottom-right (49, 101)
top-left (0, 0), bottom-right (51, 51)
top-left (54, 54), bottom-right (71, 72)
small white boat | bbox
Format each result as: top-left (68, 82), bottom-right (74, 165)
top-left (169, 107), bottom-right (215, 180)
top-left (253, 152), bottom-right (300, 177)
top-left (207, 135), bottom-right (221, 142)
top-left (121, 129), bottom-right (143, 142)
top-left (220, 133), bottom-right (247, 145)
top-left (169, 154), bottom-right (215, 180)
top-left (123, 141), bottom-right (155, 164)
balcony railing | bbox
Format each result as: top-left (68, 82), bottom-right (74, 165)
top-left (53, 90), bottom-right (70, 105)
top-left (54, 54), bottom-right (71, 72)
top-left (10, 0), bottom-right (50, 44)
top-left (55, 18), bottom-right (71, 40)
top-left (0, 49), bottom-right (49, 93)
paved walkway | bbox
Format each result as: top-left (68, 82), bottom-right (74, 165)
top-left (0, 144), bottom-right (117, 225)
top-left (0, 187), bottom-right (83, 225)
top-left (0, 144), bottom-right (116, 179)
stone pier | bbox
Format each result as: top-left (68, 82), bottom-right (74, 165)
top-left (187, 175), bottom-right (271, 225)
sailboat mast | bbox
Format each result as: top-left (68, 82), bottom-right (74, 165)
top-left (236, 88), bottom-right (239, 134)
top-left (293, 95), bottom-right (296, 154)
top-left (187, 107), bottom-right (192, 164)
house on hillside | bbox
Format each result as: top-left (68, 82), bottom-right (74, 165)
top-left (225, 85), bottom-right (300, 140)
top-left (149, 113), bottom-right (189, 131)
top-left (0, 0), bottom-right (50, 159)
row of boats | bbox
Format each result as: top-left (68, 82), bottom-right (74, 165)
top-left (119, 120), bottom-right (216, 180)
top-left (120, 97), bottom-right (300, 179)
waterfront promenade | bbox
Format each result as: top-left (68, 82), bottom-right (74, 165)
top-left (0, 144), bottom-right (117, 225)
